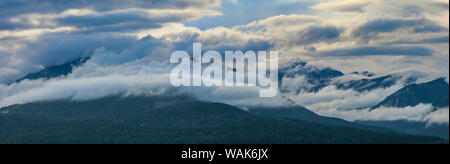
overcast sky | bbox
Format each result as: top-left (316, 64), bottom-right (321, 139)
top-left (1, 0), bottom-right (448, 83)
top-left (0, 0), bottom-right (448, 123)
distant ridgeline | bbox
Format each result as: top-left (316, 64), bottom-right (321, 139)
top-left (10, 58), bottom-right (448, 109)
top-left (0, 96), bottom-right (446, 144)
top-left (278, 62), bottom-right (418, 94)
top-left (362, 78), bottom-right (449, 139)
top-left (3, 58), bottom-right (448, 142)
top-left (372, 78), bottom-right (449, 110)
top-left (8, 57), bottom-right (90, 85)
top-left (278, 62), bottom-right (449, 109)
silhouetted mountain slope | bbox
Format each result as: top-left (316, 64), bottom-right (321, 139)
top-left (357, 120), bottom-right (449, 139)
top-left (372, 78), bottom-right (449, 109)
top-left (249, 106), bottom-right (392, 133)
top-left (0, 96), bottom-right (446, 144)
top-left (9, 57), bottom-right (89, 85)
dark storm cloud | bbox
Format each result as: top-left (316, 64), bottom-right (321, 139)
top-left (0, 0), bottom-right (220, 17)
top-left (0, 0), bottom-right (221, 30)
top-left (19, 33), bottom-right (138, 67)
top-left (413, 23), bottom-right (448, 33)
top-left (319, 46), bottom-right (433, 57)
top-left (55, 10), bottom-right (196, 33)
top-left (294, 26), bottom-right (341, 45)
top-left (210, 40), bottom-right (274, 53)
top-left (353, 18), bottom-right (447, 41)
top-left (387, 36), bottom-right (449, 45)
top-left (160, 31), bottom-right (274, 55)
top-left (57, 11), bottom-right (156, 28)
top-left (415, 36), bottom-right (449, 43)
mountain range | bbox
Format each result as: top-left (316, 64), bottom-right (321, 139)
top-left (2, 58), bottom-right (449, 143)
top-left (0, 96), bottom-right (446, 144)
top-left (372, 78), bottom-right (449, 109)
top-left (279, 62), bottom-right (418, 94)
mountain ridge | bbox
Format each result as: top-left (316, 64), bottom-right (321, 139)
top-left (8, 57), bottom-right (89, 85)
top-left (372, 78), bottom-right (449, 109)
top-left (1, 96), bottom-right (446, 144)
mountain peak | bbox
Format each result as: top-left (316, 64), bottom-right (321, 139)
top-left (372, 78), bottom-right (449, 109)
top-left (8, 57), bottom-right (90, 85)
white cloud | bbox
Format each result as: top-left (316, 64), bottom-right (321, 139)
top-left (423, 107), bottom-right (449, 125)
top-left (311, 0), bottom-right (374, 12)
top-left (288, 84), bottom-right (403, 111)
top-left (0, 72), bottom-right (172, 108)
top-left (315, 104), bottom-right (449, 125)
